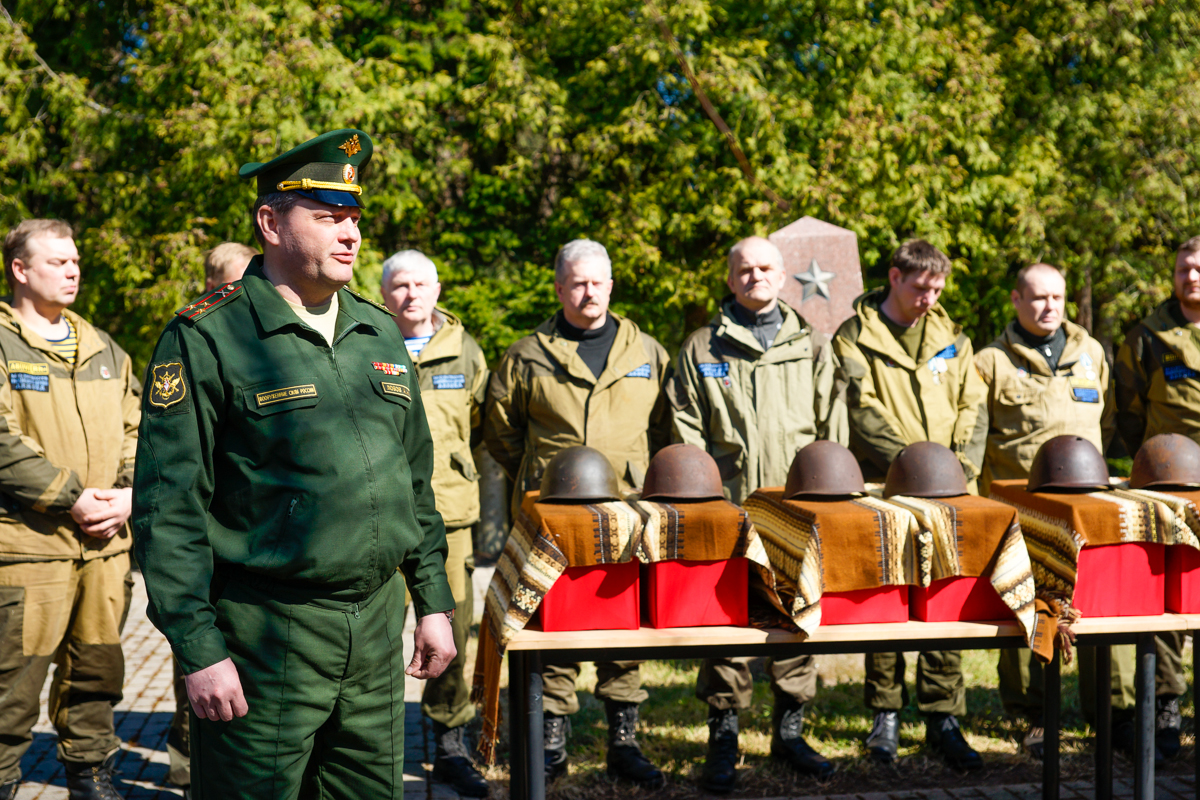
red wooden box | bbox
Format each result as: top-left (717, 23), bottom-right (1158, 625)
top-left (643, 558), bottom-right (748, 629)
top-left (1166, 545), bottom-right (1200, 613)
top-left (821, 586), bottom-right (909, 625)
top-left (537, 561), bottom-right (641, 632)
top-left (1073, 542), bottom-right (1164, 617)
top-left (910, 576), bottom-right (1013, 622)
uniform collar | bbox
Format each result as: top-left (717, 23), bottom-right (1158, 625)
top-left (241, 257), bottom-right (381, 338)
top-left (0, 300), bottom-right (105, 366)
top-left (999, 319), bottom-right (1092, 376)
top-left (852, 288), bottom-right (960, 370)
top-left (714, 295), bottom-right (807, 358)
top-left (536, 310), bottom-right (647, 389)
top-left (415, 308), bottom-right (463, 363)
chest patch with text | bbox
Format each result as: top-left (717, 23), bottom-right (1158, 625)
top-left (625, 363), bottom-right (652, 378)
top-left (8, 361), bottom-right (49, 392)
top-left (697, 362), bottom-right (730, 379)
top-left (256, 384), bottom-right (317, 408)
top-left (431, 373), bottom-right (466, 390)
top-left (381, 381), bottom-right (411, 400)
top-left (1163, 363), bottom-right (1200, 382)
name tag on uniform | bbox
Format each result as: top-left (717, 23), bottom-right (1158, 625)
top-left (381, 381), bottom-right (411, 400)
top-left (934, 344), bottom-right (958, 359)
top-left (625, 363), bottom-right (652, 378)
top-left (1164, 363), bottom-right (1200, 382)
top-left (8, 361), bottom-right (48, 376)
top-left (10, 374), bottom-right (48, 392)
top-left (256, 384), bottom-right (317, 407)
top-left (697, 362), bottom-right (729, 379)
top-left (432, 373), bottom-right (466, 390)
top-left (1072, 387), bottom-right (1100, 403)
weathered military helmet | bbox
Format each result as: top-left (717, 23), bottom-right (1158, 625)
top-left (1129, 433), bottom-right (1200, 490)
top-left (641, 444), bottom-right (724, 502)
top-left (1027, 435), bottom-right (1110, 492)
top-left (539, 446), bottom-right (622, 502)
top-left (883, 442), bottom-right (968, 499)
top-left (784, 440), bottom-right (866, 499)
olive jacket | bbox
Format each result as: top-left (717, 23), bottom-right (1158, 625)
top-left (1114, 299), bottom-right (1200, 453)
top-left (483, 311), bottom-right (671, 511)
top-left (833, 288), bottom-right (988, 484)
top-left (671, 296), bottom-right (848, 504)
top-left (975, 320), bottom-right (1114, 496)
top-left (0, 302), bottom-right (140, 561)
top-left (133, 259), bottom-right (453, 675)
top-left (411, 307), bottom-right (488, 531)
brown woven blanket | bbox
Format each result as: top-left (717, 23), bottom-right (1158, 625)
top-left (743, 489), bottom-right (923, 634)
top-left (1116, 487), bottom-right (1200, 550)
top-left (471, 493), bottom-right (643, 762)
top-left (879, 493), bottom-right (1042, 658)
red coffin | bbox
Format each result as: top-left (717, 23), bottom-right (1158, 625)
top-left (910, 576), bottom-right (1014, 622)
top-left (821, 586), bottom-right (909, 625)
top-left (1166, 545), bottom-right (1200, 613)
top-left (536, 561), bottom-right (641, 632)
top-left (1072, 542), bottom-right (1165, 618)
top-left (643, 558), bottom-right (748, 629)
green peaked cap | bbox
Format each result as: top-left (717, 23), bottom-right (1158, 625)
top-left (238, 129), bottom-right (373, 207)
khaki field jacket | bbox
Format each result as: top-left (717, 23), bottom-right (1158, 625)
top-left (975, 320), bottom-right (1113, 496)
top-left (412, 308), bottom-right (488, 531)
top-left (484, 311), bottom-right (671, 511)
top-left (671, 297), bottom-right (848, 504)
top-left (1115, 299), bottom-right (1200, 452)
top-left (0, 302), bottom-right (140, 561)
top-left (833, 289), bottom-right (988, 485)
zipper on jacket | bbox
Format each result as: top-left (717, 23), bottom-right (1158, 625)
top-left (288, 496), bottom-right (298, 516)
top-left (351, 602), bottom-right (360, 619)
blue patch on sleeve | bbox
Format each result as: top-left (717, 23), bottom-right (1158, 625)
top-left (1164, 364), bottom-right (1200, 383)
top-left (624, 363), bottom-right (652, 378)
top-left (10, 374), bottom-right (48, 392)
top-left (1072, 387), bottom-right (1100, 403)
top-left (431, 373), bottom-right (467, 390)
top-left (697, 362), bottom-right (730, 379)
top-left (934, 344), bottom-right (958, 359)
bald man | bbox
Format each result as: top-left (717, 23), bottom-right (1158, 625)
top-left (974, 262), bottom-right (1131, 758)
top-left (672, 236), bottom-right (847, 791)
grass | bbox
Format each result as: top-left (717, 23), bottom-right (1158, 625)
top-left (469, 642), bottom-right (1196, 799)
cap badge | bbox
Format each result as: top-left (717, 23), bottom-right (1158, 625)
top-left (338, 134), bottom-right (362, 157)
top-left (343, 164), bottom-right (355, 183)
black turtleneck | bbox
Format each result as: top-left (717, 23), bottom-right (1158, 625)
top-left (730, 301), bottom-right (784, 351)
top-left (556, 312), bottom-right (618, 378)
top-left (1011, 321), bottom-right (1067, 373)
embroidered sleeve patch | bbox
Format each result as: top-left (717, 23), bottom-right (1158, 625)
top-left (697, 362), bottom-right (730, 379)
top-left (381, 381), bottom-right (411, 400)
top-left (431, 373), bottom-right (466, 390)
top-left (256, 384), bottom-right (318, 407)
top-left (934, 344), bottom-right (958, 359)
top-left (7, 361), bottom-right (48, 376)
top-left (1164, 363), bottom-right (1200, 383)
top-left (625, 363), bottom-right (653, 378)
top-left (148, 363), bottom-right (188, 409)
top-left (10, 374), bottom-right (48, 392)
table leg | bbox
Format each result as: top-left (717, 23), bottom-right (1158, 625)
top-left (1134, 633), bottom-right (1156, 800)
top-left (528, 653), bottom-right (545, 800)
top-left (1095, 644), bottom-right (1113, 800)
top-left (509, 651), bottom-right (528, 800)
top-left (1044, 648), bottom-right (1060, 800)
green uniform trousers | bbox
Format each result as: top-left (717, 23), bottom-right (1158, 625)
top-left (191, 573), bottom-right (407, 800)
top-left (543, 660), bottom-right (646, 717)
top-left (1155, 632), bottom-right (1188, 698)
top-left (865, 650), bottom-right (964, 716)
top-left (998, 645), bottom-right (1136, 723)
top-left (0, 554), bottom-right (131, 784)
top-left (402, 527), bottom-right (475, 729)
top-left (696, 655), bottom-right (817, 710)
top-left (168, 657), bottom-right (190, 787)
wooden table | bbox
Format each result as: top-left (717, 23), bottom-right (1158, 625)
top-left (505, 615), bottom-right (1194, 800)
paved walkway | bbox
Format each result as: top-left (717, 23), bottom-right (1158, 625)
top-left (11, 572), bottom-right (1197, 800)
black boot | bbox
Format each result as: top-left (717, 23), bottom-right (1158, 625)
top-left (865, 710), bottom-right (899, 764)
top-left (1156, 695), bottom-right (1182, 760)
top-left (544, 713), bottom-right (570, 784)
top-left (0, 777), bottom-right (17, 800)
top-left (604, 701), bottom-right (665, 789)
top-left (430, 721), bottom-right (490, 798)
top-left (701, 706), bottom-right (739, 794)
top-left (770, 699), bottom-right (834, 779)
top-left (925, 714), bottom-right (982, 771)
top-left (64, 753), bottom-right (124, 800)
top-left (1022, 717), bottom-right (1044, 760)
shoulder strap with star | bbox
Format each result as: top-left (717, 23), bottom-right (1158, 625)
top-left (343, 287), bottom-right (395, 316)
top-left (176, 283), bottom-right (245, 323)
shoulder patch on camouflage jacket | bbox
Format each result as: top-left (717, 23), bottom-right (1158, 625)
top-left (176, 283), bottom-right (244, 322)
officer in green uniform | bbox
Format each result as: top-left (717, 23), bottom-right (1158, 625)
top-left (133, 130), bottom-right (456, 800)
top-left (1112, 235), bottom-right (1200, 762)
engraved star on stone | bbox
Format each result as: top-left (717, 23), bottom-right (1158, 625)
top-left (795, 258), bottom-right (835, 301)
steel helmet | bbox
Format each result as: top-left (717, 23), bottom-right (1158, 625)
top-left (1027, 435), bottom-right (1110, 492)
top-left (1129, 433), bottom-right (1200, 490)
top-left (883, 441), bottom-right (968, 499)
top-left (641, 444), bottom-right (724, 501)
top-left (784, 440), bottom-right (866, 499)
top-left (539, 446), bottom-right (622, 502)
